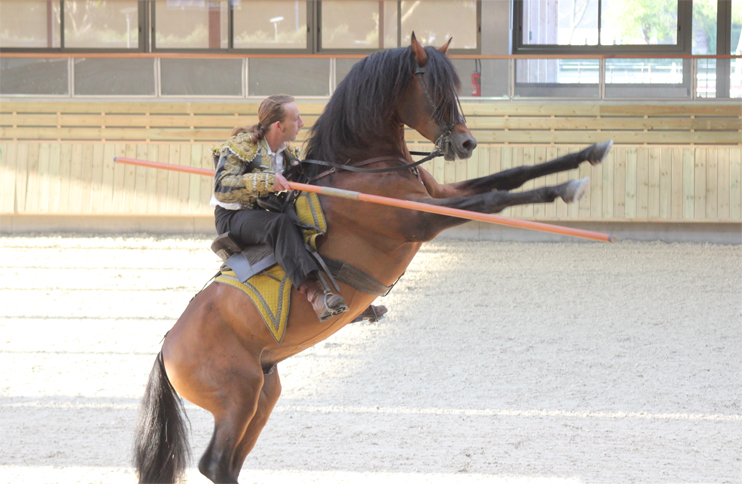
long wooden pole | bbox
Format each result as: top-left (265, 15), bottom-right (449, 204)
top-left (114, 156), bottom-right (615, 243)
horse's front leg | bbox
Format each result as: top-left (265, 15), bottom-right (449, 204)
top-left (406, 178), bottom-right (590, 241)
top-left (424, 140), bottom-right (612, 198)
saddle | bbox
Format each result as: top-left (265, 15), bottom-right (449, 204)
top-left (211, 232), bottom-right (393, 298)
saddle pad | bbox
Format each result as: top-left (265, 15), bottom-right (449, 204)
top-left (214, 191), bottom-right (326, 344)
top-left (215, 265), bottom-right (292, 344)
top-left (295, 191), bottom-right (327, 250)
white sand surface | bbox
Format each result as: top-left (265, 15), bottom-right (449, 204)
top-left (0, 236), bottom-right (740, 483)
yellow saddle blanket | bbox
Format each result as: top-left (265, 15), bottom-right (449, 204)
top-left (214, 192), bottom-right (326, 343)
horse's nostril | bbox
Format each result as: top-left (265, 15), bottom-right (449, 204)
top-left (462, 138), bottom-right (477, 151)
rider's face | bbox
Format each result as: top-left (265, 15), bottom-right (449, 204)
top-left (279, 102), bottom-right (304, 143)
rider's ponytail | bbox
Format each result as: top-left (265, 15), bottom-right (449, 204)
top-left (232, 94), bottom-right (295, 141)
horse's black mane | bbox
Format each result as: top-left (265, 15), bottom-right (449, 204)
top-left (303, 45), bottom-right (461, 181)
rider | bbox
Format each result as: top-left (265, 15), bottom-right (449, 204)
top-left (210, 95), bottom-right (348, 322)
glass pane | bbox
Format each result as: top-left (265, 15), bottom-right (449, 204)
top-left (161, 58), bottom-right (242, 96)
top-left (0, 0), bottom-right (61, 48)
top-left (336, 58), bottom-right (362, 84)
top-left (696, 58), bottom-right (717, 98)
top-left (692, 0), bottom-right (717, 55)
top-left (450, 59), bottom-right (508, 98)
top-left (515, 58), bottom-right (599, 98)
top-left (401, 0), bottom-right (477, 50)
top-left (605, 59), bottom-right (683, 84)
top-left (64, 0), bottom-right (139, 48)
top-left (155, 0), bottom-right (228, 49)
top-left (522, 0), bottom-right (598, 46)
top-left (605, 59), bottom-right (688, 99)
top-left (322, 1), bottom-right (398, 49)
top-left (516, 58), bottom-right (599, 84)
top-left (74, 58), bottom-right (155, 95)
top-left (601, 0), bottom-right (678, 46)
top-left (233, 0), bottom-right (306, 49)
top-left (0, 58), bottom-right (68, 95)
top-left (248, 58), bottom-right (329, 96)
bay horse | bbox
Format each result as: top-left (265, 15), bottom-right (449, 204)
top-left (134, 34), bottom-right (613, 484)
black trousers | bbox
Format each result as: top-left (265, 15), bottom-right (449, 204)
top-left (214, 206), bottom-right (319, 288)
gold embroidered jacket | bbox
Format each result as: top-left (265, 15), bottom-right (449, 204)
top-left (210, 132), bottom-right (300, 209)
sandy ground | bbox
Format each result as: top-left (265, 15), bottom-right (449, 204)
top-left (0, 235), bottom-right (740, 484)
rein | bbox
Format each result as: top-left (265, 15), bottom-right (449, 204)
top-left (302, 149), bottom-right (442, 182)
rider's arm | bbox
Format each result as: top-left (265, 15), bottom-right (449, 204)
top-left (213, 152), bottom-right (276, 204)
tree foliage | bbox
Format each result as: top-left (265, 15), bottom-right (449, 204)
top-left (610, 0), bottom-right (677, 45)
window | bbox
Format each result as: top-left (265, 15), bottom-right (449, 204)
top-left (321, 0), bottom-right (397, 50)
top-left (233, 0), bottom-right (308, 50)
top-left (65, 0), bottom-right (141, 48)
top-left (0, 0), bottom-right (61, 48)
top-left (154, 0), bottom-right (228, 49)
top-left (400, 0), bottom-right (477, 50)
top-left (0, 0), bottom-right (144, 51)
top-left (513, 0), bottom-right (694, 99)
top-left (517, 0), bottom-right (686, 51)
top-left (319, 0), bottom-right (478, 52)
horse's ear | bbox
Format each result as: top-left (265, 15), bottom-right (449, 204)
top-left (411, 31), bottom-right (428, 66)
top-left (439, 37), bottom-right (453, 55)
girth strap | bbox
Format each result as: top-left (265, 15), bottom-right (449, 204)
top-left (321, 256), bottom-right (395, 297)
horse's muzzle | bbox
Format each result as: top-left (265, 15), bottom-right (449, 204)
top-left (446, 129), bottom-right (477, 161)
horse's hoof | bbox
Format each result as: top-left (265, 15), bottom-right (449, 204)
top-left (562, 177), bottom-right (590, 203)
top-left (588, 140), bottom-right (613, 165)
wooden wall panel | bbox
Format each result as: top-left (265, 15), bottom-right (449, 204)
top-left (613, 147), bottom-right (626, 218)
top-left (694, 148), bottom-right (707, 219)
top-left (717, 148), bottom-right (730, 219)
top-left (659, 148), bottom-right (672, 219)
top-left (731, 149), bottom-right (741, 220)
top-left (0, 143), bottom-right (16, 213)
top-left (2, 141), bottom-right (741, 224)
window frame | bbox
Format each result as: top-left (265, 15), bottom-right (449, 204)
top-left (511, 0), bottom-right (693, 55)
top-left (316, 0), bottom-right (482, 55)
top-left (150, 0), bottom-right (314, 54)
top-left (0, 0), bottom-right (149, 54)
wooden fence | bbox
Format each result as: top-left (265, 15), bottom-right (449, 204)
top-left (1, 100), bottom-right (740, 223)
top-left (1, 141), bottom-right (739, 222)
top-left (0, 101), bottom-right (740, 145)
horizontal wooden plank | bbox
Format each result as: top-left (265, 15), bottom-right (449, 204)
top-left (4, 126), bottom-right (739, 145)
top-left (0, 101), bottom-right (329, 116)
top-left (5, 114), bottom-right (738, 132)
top-left (0, 114), bottom-right (315, 129)
top-left (462, 116), bottom-right (742, 131)
top-left (408, 130), bottom-right (742, 145)
top-left (2, 101), bottom-right (740, 119)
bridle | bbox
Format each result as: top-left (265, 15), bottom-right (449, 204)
top-left (299, 59), bottom-right (465, 181)
top-left (413, 63), bottom-right (466, 155)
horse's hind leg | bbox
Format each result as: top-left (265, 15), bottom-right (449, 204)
top-left (195, 360), bottom-right (265, 484)
top-left (231, 367), bottom-right (282, 478)
top-left (466, 140), bottom-right (613, 192)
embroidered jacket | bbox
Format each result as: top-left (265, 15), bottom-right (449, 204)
top-left (210, 132), bottom-right (301, 209)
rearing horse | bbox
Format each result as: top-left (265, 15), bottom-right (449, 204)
top-left (134, 34), bottom-right (612, 484)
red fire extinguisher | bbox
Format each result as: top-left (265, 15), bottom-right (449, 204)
top-left (471, 59), bottom-right (481, 97)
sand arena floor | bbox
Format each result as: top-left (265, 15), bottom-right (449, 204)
top-left (0, 235), bottom-right (740, 484)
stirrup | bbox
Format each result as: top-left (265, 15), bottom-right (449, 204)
top-left (318, 293), bottom-right (349, 323)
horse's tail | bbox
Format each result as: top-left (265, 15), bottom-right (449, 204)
top-left (134, 352), bottom-right (190, 484)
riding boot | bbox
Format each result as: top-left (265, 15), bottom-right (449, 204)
top-left (298, 278), bottom-right (349, 323)
top-left (351, 304), bottom-right (388, 323)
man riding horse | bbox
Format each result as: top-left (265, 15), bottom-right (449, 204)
top-left (211, 95), bottom-right (385, 323)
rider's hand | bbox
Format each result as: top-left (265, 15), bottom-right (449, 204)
top-left (273, 173), bottom-right (292, 192)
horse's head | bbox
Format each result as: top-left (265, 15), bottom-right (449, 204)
top-left (398, 33), bottom-right (477, 161)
